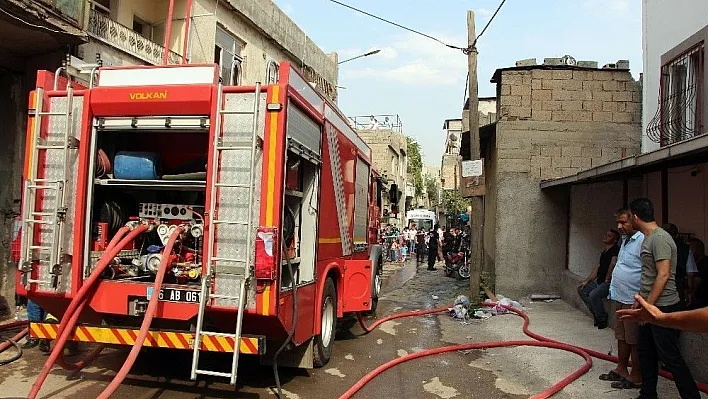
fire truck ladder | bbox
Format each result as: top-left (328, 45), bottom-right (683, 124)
top-left (191, 83), bottom-right (262, 384)
top-left (20, 86), bottom-right (76, 288)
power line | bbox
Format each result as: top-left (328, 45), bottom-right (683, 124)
top-left (0, 5), bottom-right (83, 36)
top-left (328, 0), bottom-right (466, 51)
top-left (473, 0), bottom-right (508, 48)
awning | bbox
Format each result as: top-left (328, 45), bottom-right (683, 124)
top-left (540, 134), bottom-right (708, 189)
top-left (461, 122), bottom-right (497, 161)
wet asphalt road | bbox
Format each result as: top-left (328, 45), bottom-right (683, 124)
top-left (0, 260), bottom-right (520, 399)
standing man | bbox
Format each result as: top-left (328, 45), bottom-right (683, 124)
top-left (662, 223), bottom-right (697, 306)
top-left (427, 224), bottom-right (440, 271)
top-left (416, 228), bottom-right (427, 263)
top-left (577, 229), bottom-right (620, 329)
top-left (628, 198), bottom-right (700, 399)
top-left (600, 209), bottom-right (643, 389)
top-left (687, 238), bottom-right (707, 308)
top-left (408, 224), bottom-right (417, 255)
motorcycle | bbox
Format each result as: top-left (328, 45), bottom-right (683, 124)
top-left (444, 249), bottom-right (470, 280)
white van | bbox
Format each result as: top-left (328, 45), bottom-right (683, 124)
top-left (405, 209), bottom-right (436, 232)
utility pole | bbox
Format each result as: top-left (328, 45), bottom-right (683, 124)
top-left (466, 10), bottom-right (484, 305)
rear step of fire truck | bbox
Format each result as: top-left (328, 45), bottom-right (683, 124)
top-left (20, 86), bottom-right (77, 287)
top-left (190, 83), bottom-right (262, 385)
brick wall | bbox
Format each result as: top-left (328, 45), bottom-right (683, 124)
top-left (495, 68), bottom-right (642, 181)
top-left (487, 66), bottom-right (642, 297)
top-left (498, 69), bottom-right (641, 126)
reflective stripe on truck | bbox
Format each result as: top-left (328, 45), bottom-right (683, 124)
top-left (29, 323), bottom-right (264, 355)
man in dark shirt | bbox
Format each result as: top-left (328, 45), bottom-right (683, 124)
top-left (688, 238), bottom-right (708, 309)
top-left (578, 229), bottom-right (620, 329)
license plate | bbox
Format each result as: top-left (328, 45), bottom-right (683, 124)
top-left (147, 286), bottom-right (200, 303)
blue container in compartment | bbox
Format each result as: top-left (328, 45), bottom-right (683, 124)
top-left (113, 152), bottom-right (160, 180)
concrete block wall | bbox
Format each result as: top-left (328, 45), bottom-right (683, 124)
top-left (488, 67), bottom-right (642, 298)
top-left (498, 69), bottom-right (641, 127)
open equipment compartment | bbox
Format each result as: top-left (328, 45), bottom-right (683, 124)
top-left (84, 117), bottom-right (210, 287)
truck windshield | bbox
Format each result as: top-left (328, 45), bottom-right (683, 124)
top-left (408, 219), bottom-right (433, 231)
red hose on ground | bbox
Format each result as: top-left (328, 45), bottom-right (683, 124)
top-left (96, 226), bottom-right (183, 399)
top-left (0, 327), bottom-right (28, 353)
top-left (339, 340), bottom-right (592, 399)
top-left (0, 321), bottom-right (29, 356)
top-left (349, 303), bottom-right (708, 399)
top-left (28, 225), bottom-right (146, 399)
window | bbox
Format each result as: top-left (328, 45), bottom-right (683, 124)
top-left (266, 60), bottom-right (279, 84)
top-left (133, 15), bottom-right (153, 39)
top-left (214, 26), bottom-right (243, 85)
top-left (649, 43), bottom-right (705, 145)
top-left (91, 0), bottom-right (111, 15)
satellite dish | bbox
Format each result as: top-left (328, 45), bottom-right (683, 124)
top-left (449, 133), bottom-right (458, 142)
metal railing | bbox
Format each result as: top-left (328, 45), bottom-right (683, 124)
top-left (350, 114), bottom-right (403, 132)
top-left (87, 10), bottom-right (182, 65)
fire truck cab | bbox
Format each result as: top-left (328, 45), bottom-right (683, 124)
top-left (16, 61), bottom-right (385, 382)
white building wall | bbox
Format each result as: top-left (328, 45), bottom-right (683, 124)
top-left (642, 0), bottom-right (708, 153)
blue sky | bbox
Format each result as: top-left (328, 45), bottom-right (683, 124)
top-left (273, 0), bottom-right (642, 165)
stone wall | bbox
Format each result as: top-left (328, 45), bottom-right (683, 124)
top-left (489, 67), bottom-right (642, 297)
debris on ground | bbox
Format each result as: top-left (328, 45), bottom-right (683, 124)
top-left (530, 294), bottom-right (561, 301)
top-left (449, 288), bottom-right (526, 322)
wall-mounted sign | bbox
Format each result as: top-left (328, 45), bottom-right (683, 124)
top-left (461, 159), bottom-right (483, 177)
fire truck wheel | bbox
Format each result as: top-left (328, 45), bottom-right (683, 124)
top-left (369, 245), bottom-right (383, 314)
top-left (313, 277), bottom-right (337, 367)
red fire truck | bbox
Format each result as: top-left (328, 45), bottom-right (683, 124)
top-left (16, 61), bottom-right (385, 389)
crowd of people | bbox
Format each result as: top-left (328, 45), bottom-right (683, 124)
top-left (379, 223), bottom-right (470, 271)
top-left (576, 198), bottom-right (707, 398)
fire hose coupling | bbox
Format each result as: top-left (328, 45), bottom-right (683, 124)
top-left (124, 220), bottom-right (143, 231)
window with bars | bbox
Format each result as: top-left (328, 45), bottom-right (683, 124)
top-left (214, 26), bottom-right (243, 86)
top-left (266, 60), bottom-right (279, 84)
top-left (647, 43), bottom-right (705, 145)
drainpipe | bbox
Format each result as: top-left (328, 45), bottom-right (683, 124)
top-left (181, 0), bottom-right (193, 64)
top-left (163, 0), bottom-right (176, 65)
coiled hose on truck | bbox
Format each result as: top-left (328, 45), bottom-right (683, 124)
top-left (341, 303), bottom-right (708, 399)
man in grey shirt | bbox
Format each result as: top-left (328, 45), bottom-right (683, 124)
top-left (628, 198), bottom-right (699, 399)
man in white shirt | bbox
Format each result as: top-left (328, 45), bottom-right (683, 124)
top-left (366, 115), bottom-right (379, 130)
top-left (600, 208), bottom-right (644, 389)
top-left (408, 225), bottom-right (417, 254)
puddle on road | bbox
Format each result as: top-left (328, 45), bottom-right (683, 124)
top-left (268, 388), bottom-right (300, 399)
top-left (422, 377), bottom-right (460, 398)
top-left (380, 261), bottom-right (419, 294)
top-left (379, 320), bottom-right (401, 335)
top-left (325, 368), bottom-right (346, 378)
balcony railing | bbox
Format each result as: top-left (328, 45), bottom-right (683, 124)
top-left (87, 10), bottom-right (182, 66)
